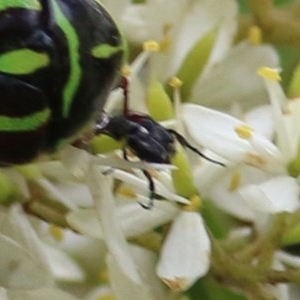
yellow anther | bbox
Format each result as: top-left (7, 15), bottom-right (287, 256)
top-left (248, 25), bottom-right (262, 45)
top-left (257, 67), bottom-right (282, 82)
top-left (143, 40), bottom-right (160, 52)
top-left (235, 124), bottom-right (254, 140)
top-left (228, 171), bottom-right (241, 192)
top-left (99, 269), bottom-right (109, 283)
top-left (116, 185), bottom-right (137, 199)
top-left (49, 224), bottom-right (65, 242)
top-left (121, 65), bottom-right (132, 77)
top-left (183, 194), bottom-right (202, 212)
top-left (169, 77), bottom-right (183, 88)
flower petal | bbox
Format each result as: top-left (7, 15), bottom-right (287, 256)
top-left (243, 105), bottom-right (274, 140)
top-left (67, 201), bottom-right (179, 239)
top-left (182, 104), bottom-right (252, 162)
top-left (7, 288), bottom-right (80, 300)
top-left (100, 0), bottom-right (129, 21)
top-left (191, 43), bottom-right (279, 110)
top-left (157, 211), bottom-right (211, 291)
top-left (260, 72), bottom-right (293, 160)
top-left (121, 0), bottom-right (187, 44)
top-left (282, 99), bottom-right (300, 160)
top-left (66, 209), bottom-right (103, 239)
top-left (0, 206), bottom-right (52, 289)
top-left (182, 103), bottom-right (285, 171)
top-left (86, 166), bottom-right (141, 284)
top-left (112, 169), bottom-right (190, 205)
top-left (239, 176), bottom-right (299, 213)
top-left (164, 0), bottom-right (237, 79)
top-left (85, 285), bottom-right (114, 300)
top-left (61, 146), bottom-right (91, 179)
top-left (195, 166), bottom-right (258, 221)
top-left (107, 253), bottom-right (157, 300)
top-left (43, 244), bottom-right (85, 282)
top-left (116, 201), bottom-right (179, 238)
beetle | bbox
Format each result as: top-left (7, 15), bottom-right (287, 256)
top-left (0, 0), bottom-right (124, 165)
top-left (96, 77), bottom-right (224, 208)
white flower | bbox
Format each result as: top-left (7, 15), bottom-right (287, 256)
top-left (62, 146), bottom-right (211, 293)
top-left (0, 204), bottom-right (81, 299)
top-left (239, 176), bottom-right (299, 214)
top-left (107, 0), bottom-right (279, 112)
top-left (42, 243), bottom-right (85, 283)
top-left (190, 42), bottom-right (279, 110)
top-left (156, 211), bottom-right (211, 291)
top-left (4, 287), bottom-right (81, 300)
top-left (107, 246), bottom-right (168, 300)
top-left (182, 70), bottom-right (300, 219)
top-left (67, 200), bottom-right (179, 240)
top-left (0, 1), bottom-right (290, 298)
top-left (105, 0), bottom-right (236, 60)
top-left (0, 205), bottom-right (52, 289)
top-left (182, 103), bottom-right (285, 172)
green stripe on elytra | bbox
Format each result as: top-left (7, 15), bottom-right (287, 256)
top-left (0, 109), bottom-right (51, 132)
top-left (0, 49), bottom-right (49, 75)
top-left (51, 0), bottom-right (81, 118)
top-left (0, 0), bottom-right (41, 10)
top-left (91, 44), bottom-right (123, 59)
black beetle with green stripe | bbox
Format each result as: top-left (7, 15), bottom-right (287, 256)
top-left (0, 0), bottom-right (124, 165)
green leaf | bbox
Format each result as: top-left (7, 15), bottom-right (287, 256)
top-left (177, 27), bottom-right (219, 101)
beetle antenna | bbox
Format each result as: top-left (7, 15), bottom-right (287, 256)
top-left (168, 129), bottom-right (225, 167)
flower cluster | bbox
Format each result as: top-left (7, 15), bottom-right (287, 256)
top-left (2, 1), bottom-right (300, 300)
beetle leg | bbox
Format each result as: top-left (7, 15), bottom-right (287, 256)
top-left (122, 147), bottom-right (128, 160)
top-left (139, 169), bottom-right (156, 210)
top-left (122, 148), bottom-right (155, 209)
top-left (168, 129), bottom-right (225, 167)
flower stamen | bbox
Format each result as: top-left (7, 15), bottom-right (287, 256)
top-left (143, 40), bottom-right (161, 52)
top-left (235, 124), bottom-right (254, 140)
top-left (248, 25), bottom-right (262, 45)
top-left (169, 76), bottom-right (183, 89)
top-left (121, 65), bottom-right (132, 77)
top-left (49, 224), bottom-right (65, 241)
top-left (183, 194), bottom-right (202, 212)
top-left (257, 67), bottom-right (282, 82)
top-left (130, 41), bottom-right (160, 74)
